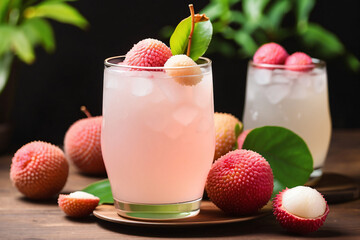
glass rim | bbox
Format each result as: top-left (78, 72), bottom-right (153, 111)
top-left (104, 55), bottom-right (212, 70)
top-left (249, 58), bottom-right (326, 68)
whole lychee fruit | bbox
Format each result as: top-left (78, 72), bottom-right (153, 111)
top-left (237, 129), bottom-right (252, 149)
top-left (206, 149), bottom-right (274, 215)
top-left (253, 42), bottom-right (289, 65)
top-left (285, 52), bottom-right (314, 72)
top-left (10, 141), bottom-right (69, 199)
top-left (214, 112), bottom-right (242, 161)
top-left (164, 54), bottom-right (202, 86)
top-left (58, 191), bottom-right (100, 218)
top-left (124, 38), bottom-right (173, 67)
top-left (273, 186), bottom-right (329, 234)
top-left (64, 106), bottom-right (105, 175)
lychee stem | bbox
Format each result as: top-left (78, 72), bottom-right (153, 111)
top-left (81, 106), bottom-right (92, 118)
top-left (186, 4), bottom-right (195, 57)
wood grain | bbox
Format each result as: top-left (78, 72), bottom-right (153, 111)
top-left (0, 129), bottom-right (359, 239)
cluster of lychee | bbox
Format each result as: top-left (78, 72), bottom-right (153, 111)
top-left (10, 106), bottom-right (104, 217)
top-left (253, 42), bottom-right (314, 71)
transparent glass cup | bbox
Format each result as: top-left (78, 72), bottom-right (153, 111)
top-left (243, 60), bottom-right (332, 181)
top-left (102, 56), bottom-right (215, 220)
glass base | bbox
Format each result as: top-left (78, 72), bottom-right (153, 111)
top-left (306, 168), bottom-right (323, 186)
top-left (114, 198), bottom-right (201, 220)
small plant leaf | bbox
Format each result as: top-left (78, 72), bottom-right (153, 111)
top-left (0, 0), bottom-right (11, 23)
top-left (0, 25), bottom-right (14, 56)
top-left (21, 18), bottom-right (55, 52)
top-left (243, 0), bottom-right (270, 21)
top-left (302, 23), bottom-right (345, 57)
top-left (11, 28), bottom-right (35, 63)
top-left (295, 0), bottom-right (315, 32)
top-left (242, 126), bottom-right (313, 198)
top-left (24, 2), bottom-right (88, 29)
top-left (82, 179), bottom-right (114, 204)
top-left (170, 16), bottom-right (212, 61)
top-left (267, 0), bottom-right (291, 29)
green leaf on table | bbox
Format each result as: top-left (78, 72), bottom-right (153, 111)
top-left (24, 2), bottom-right (88, 29)
top-left (21, 18), bottom-right (55, 52)
top-left (242, 126), bottom-right (313, 198)
top-left (170, 16), bottom-right (212, 61)
top-left (82, 179), bottom-right (113, 204)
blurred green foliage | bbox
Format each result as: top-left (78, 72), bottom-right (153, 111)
top-left (0, 0), bottom-right (88, 94)
top-left (162, 0), bottom-right (359, 72)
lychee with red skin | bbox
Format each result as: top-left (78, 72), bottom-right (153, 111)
top-left (214, 112), bottom-right (242, 161)
top-left (164, 54), bottom-right (202, 86)
top-left (273, 186), bottom-right (329, 234)
top-left (206, 149), bottom-right (274, 215)
top-left (58, 191), bottom-right (100, 218)
top-left (285, 52), bottom-right (314, 72)
top-left (237, 129), bottom-right (252, 149)
top-left (10, 141), bottom-right (69, 199)
top-left (124, 38), bottom-right (173, 67)
top-left (64, 106), bottom-right (106, 175)
top-left (253, 42), bottom-right (289, 65)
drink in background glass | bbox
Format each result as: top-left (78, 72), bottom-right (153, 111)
top-left (102, 56), bottom-right (215, 220)
top-left (243, 60), bottom-right (331, 180)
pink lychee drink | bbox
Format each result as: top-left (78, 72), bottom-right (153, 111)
top-left (102, 56), bottom-right (215, 220)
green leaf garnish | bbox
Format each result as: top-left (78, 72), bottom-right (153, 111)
top-left (170, 16), bottom-right (212, 61)
top-left (242, 126), bottom-right (313, 198)
top-left (82, 179), bottom-right (113, 204)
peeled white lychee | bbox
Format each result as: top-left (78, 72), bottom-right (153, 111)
top-left (164, 54), bottom-right (202, 86)
top-left (273, 186), bottom-right (329, 234)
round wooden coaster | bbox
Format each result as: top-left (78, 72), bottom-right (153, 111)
top-left (93, 200), bottom-right (272, 227)
top-left (314, 173), bottom-right (360, 203)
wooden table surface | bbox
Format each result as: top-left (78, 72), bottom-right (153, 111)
top-left (1, 129), bottom-right (359, 239)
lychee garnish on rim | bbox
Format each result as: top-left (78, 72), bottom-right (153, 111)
top-left (123, 38), bottom-right (172, 67)
top-left (285, 52), bottom-right (314, 72)
top-left (253, 42), bottom-right (289, 65)
top-left (58, 191), bottom-right (100, 218)
top-left (273, 186), bottom-right (329, 234)
top-left (164, 54), bottom-right (202, 86)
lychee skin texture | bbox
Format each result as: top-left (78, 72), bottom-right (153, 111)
top-left (273, 187), bottom-right (329, 234)
top-left (64, 116), bottom-right (106, 175)
top-left (253, 42), bottom-right (289, 65)
top-left (124, 38), bottom-right (173, 67)
top-left (285, 52), bottom-right (314, 72)
top-left (214, 113), bottom-right (241, 161)
top-left (10, 141), bottom-right (69, 199)
top-left (58, 191), bottom-right (100, 218)
top-left (164, 54), bottom-right (202, 86)
top-left (206, 149), bottom-right (274, 215)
